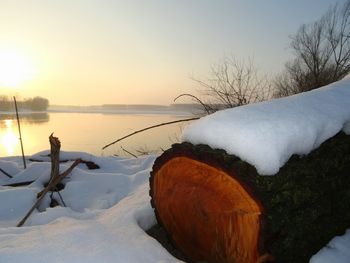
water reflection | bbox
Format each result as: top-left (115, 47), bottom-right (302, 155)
top-left (0, 112), bottom-right (189, 157)
top-left (0, 112), bottom-right (49, 124)
top-left (0, 119), bottom-right (18, 155)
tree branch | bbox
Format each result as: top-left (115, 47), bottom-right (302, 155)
top-left (102, 117), bottom-right (199, 150)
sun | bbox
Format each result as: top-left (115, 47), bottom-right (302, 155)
top-left (0, 49), bottom-right (37, 88)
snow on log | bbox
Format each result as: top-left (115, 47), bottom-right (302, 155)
top-left (183, 79), bottom-right (350, 175)
top-left (149, 79), bottom-right (350, 263)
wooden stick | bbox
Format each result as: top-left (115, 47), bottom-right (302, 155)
top-left (0, 168), bottom-right (13, 178)
top-left (102, 117), bottom-right (199, 150)
top-left (29, 158), bottom-right (100, 169)
top-left (17, 159), bottom-right (81, 227)
top-left (4, 181), bottom-right (33, 187)
top-left (17, 134), bottom-right (80, 227)
top-left (120, 146), bottom-right (138, 158)
top-left (37, 159), bottom-right (81, 199)
top-left (49, 134), bottom-right (61, 180)
top-left (13, 96), bottom-right (26, 169)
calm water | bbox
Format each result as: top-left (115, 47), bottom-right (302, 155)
top-left (0, 112), bottom-right (193, 158)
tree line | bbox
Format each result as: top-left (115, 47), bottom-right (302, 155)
top-left (185, 0), bottom-right (350, 114)
top-left (0, 96), bottom-right (49, 111)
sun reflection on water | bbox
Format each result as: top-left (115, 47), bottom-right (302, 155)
top-left (0, 119), bottom-right (19, 156)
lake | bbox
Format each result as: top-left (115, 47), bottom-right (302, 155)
top-left (0, 111), bottom-right (196, 158)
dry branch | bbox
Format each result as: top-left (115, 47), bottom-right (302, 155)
top-left (36, 159), bottom-right (81, 199)
top-left (16, 134), bottom-right (81, 227)
top-left (174, 93), bottom-right (213, 114)
top-left (102, 117), bottom-right (199, 150)
top-left (49, 133), bottom-right (60, 180)
top-left (0, 168), bottom-right (12, 178)
top-left (16, 159), bottom-right (80, 227)
top-left (28, 158), bottom-right (99, 170)
top-left (120, 146), bottom-right (138, 158)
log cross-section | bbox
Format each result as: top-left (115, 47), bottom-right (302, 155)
top-left (152, 156), bottom-right (263, 263)
top-left (150, 132), bottom-right (350, 263)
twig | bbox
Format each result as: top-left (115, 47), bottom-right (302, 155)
top-left (29, 158), bottom-right (100, 170)
top-left (36, 159), bottom-right (81, 199)
top-left (13, 96), bottom-right (26, 169)
top-left (174, 93), bottom-right (213, 115)
top-left (56, 191), bottom-right (66, 207)
top-left (17, 134), bottom-right (79, 227)
top-left (102, 117), bottom-right (199, 150)
top-left (3, 181), bottom-right (33, 187)
top-left (17, 159), bottom-right (80, 227)
top-left (120, 146), bottom-right (138, 158)
top-left (0, 168), bottom-right (13, 178)
top-left (135, 148), bottom-right (151, 155)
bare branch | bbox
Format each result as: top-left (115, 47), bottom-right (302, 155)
top-left (187, 56), bottom-right (272, 113)
top-left (120, 146), bottom-right (138, 158)
top-left (102, 117), bottom-right (199, 150)
top-left (174, 93), bottom-right (213, 114)
top-left (17, 159), bottom-right (81, 227)
top-left (0, 168), bottom-right (12, 178)
top-left (276, 0), bottom-right (350, 97)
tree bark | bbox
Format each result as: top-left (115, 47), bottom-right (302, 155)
top-left (49, 133), bottom-right (60, 180)
top-left (149, 132), bottom-right (350, 263)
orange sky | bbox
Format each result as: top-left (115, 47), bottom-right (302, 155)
top-left (0, 0), bottom-right (335, 106)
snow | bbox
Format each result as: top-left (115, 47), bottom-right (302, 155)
top-left (0, 152), bottom-right (181, 263)
top-left (182, 78), bottom-right (350, 175)
top-left (310, 230), bottom-right (350, 263)
top-left (0, 160), bottom-right (20, 183)
top-left (0, 185), bottom-right (176, 263)
top-left (0, 188), bottom-right (36, 227)
top-left (0, 149), bottom-right (349, 262)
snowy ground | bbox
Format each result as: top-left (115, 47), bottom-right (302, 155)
top-left (0, 152), bottom-right (181, 262)
top-left (0, 151), bottom-right (348, 262)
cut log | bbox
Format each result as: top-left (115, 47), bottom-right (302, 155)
top-left (149, 132), bottom-right (350, 263)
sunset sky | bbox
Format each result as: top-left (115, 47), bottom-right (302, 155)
top-left (0, 0), bottom-right (337, 106)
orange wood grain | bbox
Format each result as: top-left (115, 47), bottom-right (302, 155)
top-left (152, 157), bottom-right (263, 263)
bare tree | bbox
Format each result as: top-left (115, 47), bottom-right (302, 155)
top-left (178, 56), bottom-right (272, 114)
top-left (326, 0), bottom-right (350, 79)
top-left (275, 0), bottom-right (350, 97)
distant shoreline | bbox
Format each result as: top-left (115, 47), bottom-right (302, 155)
top-left (0, 104), bottom-right (201, 117)
top-left (49, 103), bottom-right (201, 112)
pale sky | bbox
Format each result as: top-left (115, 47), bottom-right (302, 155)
top-left (0, 0), bottom-right (339, 105)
